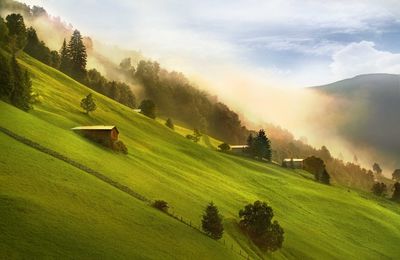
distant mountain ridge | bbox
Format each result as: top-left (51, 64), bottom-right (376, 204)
top-left (313, 73), bottom-right (400, 170)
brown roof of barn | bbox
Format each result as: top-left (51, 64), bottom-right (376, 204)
top-left (71, 125), bottom-right (119, 133)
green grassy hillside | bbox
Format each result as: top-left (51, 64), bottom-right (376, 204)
top-left (1, 53), bottom-right (400, 259)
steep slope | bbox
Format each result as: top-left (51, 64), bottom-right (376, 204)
top-left (1, 54), bottom-right (400, 259)
top-left (313, 74), bottom-right (400, 169)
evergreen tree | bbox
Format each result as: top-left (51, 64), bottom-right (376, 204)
top-left (9, 55), bottom-right (32, 111)
top-left (5, 13), bottom-right (27, 51)
top-left (201, 202), bottom-right (224, 240)
top-left (253, 129), bottom-right (272, 161)
top-left (80, 93), bottom-right (96, 114)
top-left (0, 52), bottom-right (12, 98)
top-left (165, 118), bottom-right (174, 129)
top-left (68, 30), bottom-right (87, 81)
top-left (392, 182), bottom-right (400, 202)
top-left (59, 38), bottom-right (71, 74)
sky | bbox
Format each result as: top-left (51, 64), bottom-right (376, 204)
top-left (21, 0), bottom-right (400, 87)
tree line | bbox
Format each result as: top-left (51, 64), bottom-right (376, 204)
top-left (0, 14), bottom-right (32, 111)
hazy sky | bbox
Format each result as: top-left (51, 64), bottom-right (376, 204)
top-left (22, 0), bottom-right (400, 87)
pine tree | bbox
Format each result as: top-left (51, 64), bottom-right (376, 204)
top-left (253, 129), bottom-right (272, 161)
top-left (10, 55), bottom-right (31, 111)
top-left (392, 182), bottom-right (400, 202)
top-left (80, 93), bottom-right (96, 114)
top-left (59, 38), bottom-right (71, 74)
top-left (201, 202), bottom-right (224, 240)
top-left (0, 52), bottom-right (12, 98)
top-left (246, 133), bottom-right (255, 156)
top-left (68, 30), bottom-right (87, 81)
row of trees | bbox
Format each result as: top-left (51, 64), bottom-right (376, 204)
top-left (0, 14), bottom-right (32, 111)
top-left (303, 156), bottom-right (331, 185)
top-left (371, 182), bottom-right (400, 202)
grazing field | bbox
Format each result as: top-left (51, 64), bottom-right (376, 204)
top-left (0, 53), bottom-right (399, 259)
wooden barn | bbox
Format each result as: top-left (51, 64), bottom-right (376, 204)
top-left (72, 125), bottom-right (119, 147)
top-left (282, 158), bottom-right (304, 169)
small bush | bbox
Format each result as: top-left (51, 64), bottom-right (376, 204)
top-left (113, 140), bottom-right (128, 154)
top-left (218, 143), bottom-right (230, 152)
top-left (165, 118), bottom-right (174, 129)
top-left (153, 200), bottom-right (169, 212)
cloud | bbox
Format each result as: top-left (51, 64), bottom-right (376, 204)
top-left (330, 41), bottom-right (400, 78)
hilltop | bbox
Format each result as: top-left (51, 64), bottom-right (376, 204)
top-left (1, 50), bottom-right (400, 259)
top-left (313, 73), bottom-right (400, 170)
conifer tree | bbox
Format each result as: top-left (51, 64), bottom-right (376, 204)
top-left (201, 202), bottom-right (224, 240)
top-left (0, 52), bottom-right (12, 98)
top-left (253, 129), bottom-right (272, 161)
top-left (68, 30), bottom-right (87, 81)
top-left (80, 93), bottom-right (96, 114)
top-left (59, 38), bottom-right (70, 74)
top-left (10, 55), bottom-right (32, 111)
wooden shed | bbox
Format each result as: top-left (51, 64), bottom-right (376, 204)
top-left (282, 158), bottom-right (304, 169)
top-left (72, 125), bottom-right (119, 147)
top-left (230, 145), bottom-right (249, 154)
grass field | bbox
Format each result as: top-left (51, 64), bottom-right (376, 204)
top-left (0, 53), bottom-right (399, 259)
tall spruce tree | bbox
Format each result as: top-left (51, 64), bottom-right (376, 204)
top-left (0, 52), bottom-right (12, 98)
top-left (201, 202), bottom-right (224, 240)
top-left (59, 38), bottom-right (70, 74)
top-left (253, 129), bottom-right (272, 161)
top-left (10, 55), bottom-right (31, 111)
top-left (68, 30), bottom-right (87, 81)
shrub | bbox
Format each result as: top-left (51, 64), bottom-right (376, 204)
top-left (218, 142), bottom-right (230, 152)
top-left (201, 202), bottom-right (224, 240)
top-left (165, 118), bottom-right (174, 129)
top-left (238, 200), bottom-right (284, 251)
top-left (152, 200), bottom-right (169, 212)
top-left (113, 140), bottom-right (128, 154)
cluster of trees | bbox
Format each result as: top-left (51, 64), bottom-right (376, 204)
top-left (266, 123), bottom-right (375, 190)
top-left (0, 14), bottom-right (32, 111)
top-left (129, 60), bottom-right (249, 144)
top-left (245, 129), bottom-right (272, 161)
top-left (86, 69), bottom-right (136, 108)
top-left (303, 156), bottom-right (330, 185)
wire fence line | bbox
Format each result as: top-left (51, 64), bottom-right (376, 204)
top-left (0, 126), bottom-right (254, 260)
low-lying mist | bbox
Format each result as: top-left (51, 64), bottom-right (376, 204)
top-left (8, 3), bottom-right (397, 176)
